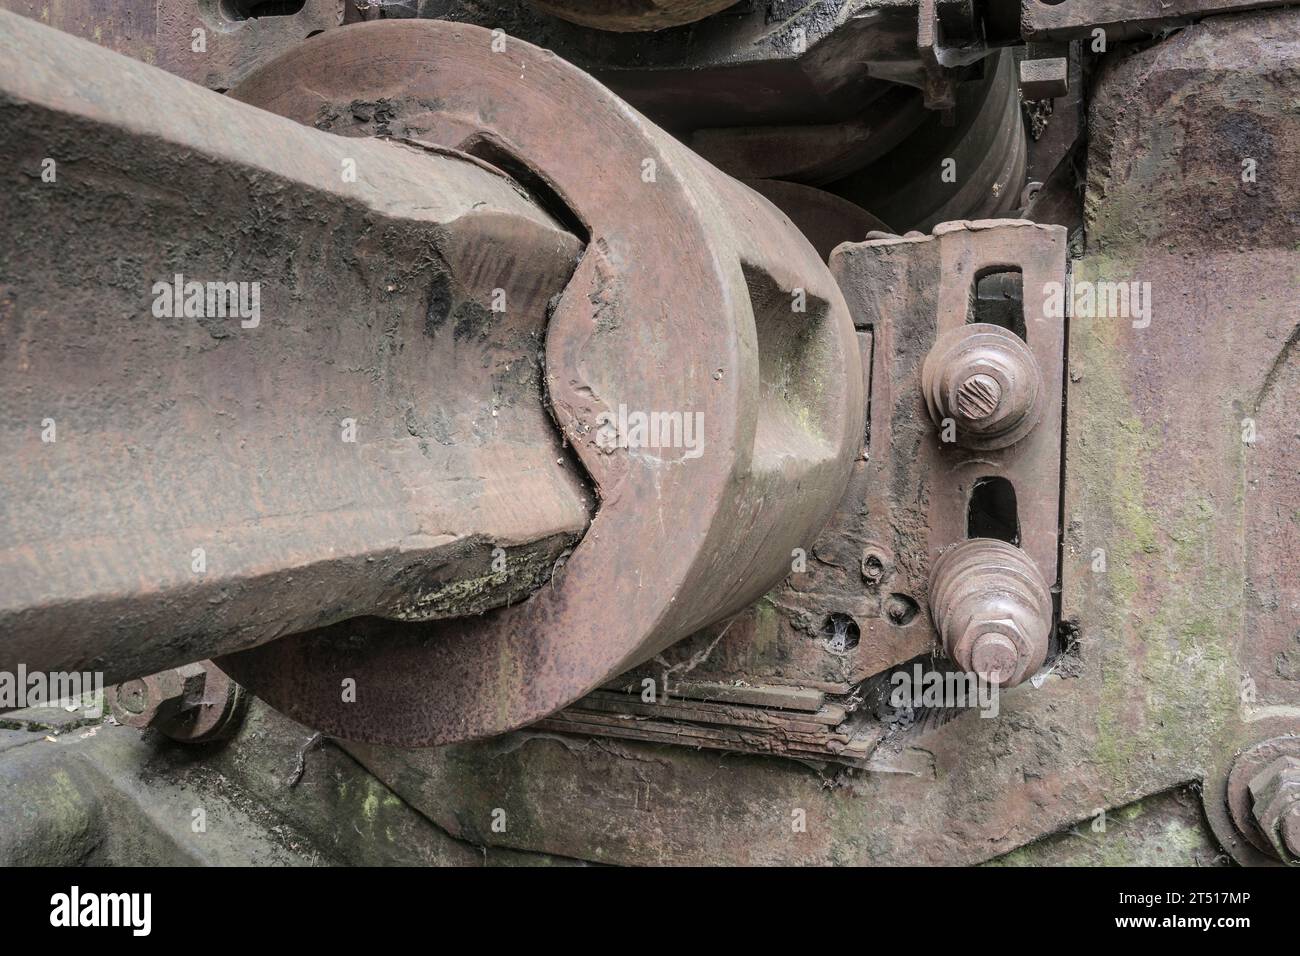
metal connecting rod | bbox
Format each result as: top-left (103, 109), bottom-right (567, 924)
top-left (0, 10), bottom-right (592, 685)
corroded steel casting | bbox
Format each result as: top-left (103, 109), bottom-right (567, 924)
top-left (0, 14), bottom-right (863, 746)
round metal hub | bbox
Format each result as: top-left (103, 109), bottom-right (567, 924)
top-left (218, 21), bottom-right (863, 746)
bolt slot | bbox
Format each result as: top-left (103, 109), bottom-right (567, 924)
top-left (220, 0), bottom-right (306, 21)
top-left (968, 476), bottom-right (1020, 545)
top-left (970, 267), bottom-right (1026, 341)
top-left (821, 613), bottom-right (860, 652)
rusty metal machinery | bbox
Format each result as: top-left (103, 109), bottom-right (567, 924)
top-left (0, 0), bottom-right (1298, 875)
top-left (520, 0), bottom-right (737, 31)
top-left (0, 12), bottom-right (862, 745)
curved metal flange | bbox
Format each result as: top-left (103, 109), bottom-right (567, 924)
top-left (218, 21), bottom-right (863, 746)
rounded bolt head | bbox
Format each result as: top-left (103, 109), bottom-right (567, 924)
top-left (921, 325), bottom-right (1043, 450)
top-left (928, 539), bottom-right (1052, 688)
top-left (1225, 737), bottom-right (1300, 863)
top-left (1247, 756), bottom-right (1300, 860)
top-left (109, 671), bottom-right (186, 729)
top-left (108, 661), bottom-right (244, 742)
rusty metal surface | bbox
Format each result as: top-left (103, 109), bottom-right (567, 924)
top-left (0, 15), bottom-right (862, 745)
top-left (1244, 275), bottom-right (1300, 710)
top-left (745, 180), bottom-right (893, 261)
top-left (0, 11), bottom-right (593, 685)
top-left (522, 0), bottom-right (736, 32)
top-left (1020, 0), bottom-right (1300, 40)
top-left (1018, 56), bottom-right (1069, 101)
top-left (512, 219), bottom-right (1065, 764)
top-left (1, 0), bottom-right (1297, 871)
top-left (205, 20), bottom-right (863, 746)
top-left (156, 0), bottom-right (343, 90)
top-left (0, 695), bottom-right (576, 865)
top-left (534, 691), bottom-right (886, 766)
top-left (0, 0), bottom-right (158, 63)
top-left (689, 86), bottom-right (928, 186)
top-left (830, 50), bottom-right (1028, 233)
top-left (835, 220), bottom-right (1065, 661)
top-left (10, 1), bottom-right (1022, 241)
top-left (343, 9), bottom-right (1300, 864)
top-left (382, 1), bottom-right (991, 143)
top-left (0, 0), bottom-right (344, 90)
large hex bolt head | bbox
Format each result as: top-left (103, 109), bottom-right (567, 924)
top-left (1283, 809), bottom-right (1300, 859)
top-left (108, 661), bottom-right (245, 743)
top-left (921, 324), bottom-right (1043, 450)
top-left (1248, 755), bottom-right (1300, 862)
top-left (928, 538), bottom-right (1053, 687)
top-left (1225, 737), bottom-right (1300, 864)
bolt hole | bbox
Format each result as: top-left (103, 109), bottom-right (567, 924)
top-left (862, 553), bottom-right (886, 584)
top-left (968, 476), bottom-right (1020, 544)
top-left (971, 267), bottom-right (1026, 341)
top-left (885, 594), bottom-right (919, 627)
top-left (821, 613), bottom-right (860, 652)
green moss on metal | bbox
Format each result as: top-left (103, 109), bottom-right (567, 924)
top-left (1069, 251), bottom-right (1241, 786)
top-left (988, 787), bottom-right (1223, 867)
